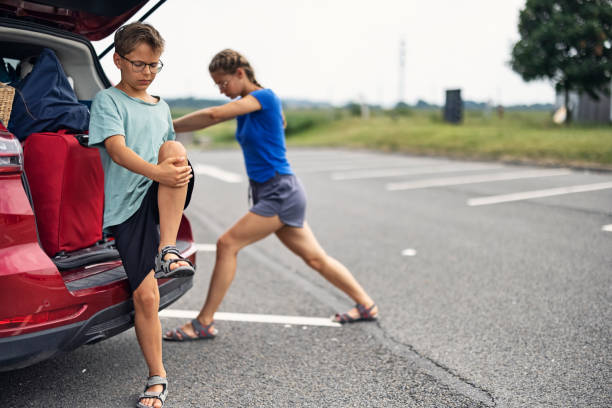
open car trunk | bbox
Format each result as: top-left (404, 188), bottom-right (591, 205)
top-left (0, 0), bottom-right (149, 40)
top-left (0, 21), bottom-right (120, 281)
top-left (0, 17), bottom-right (109, 98)
top-left (0, 4), bottom-right (193, 290)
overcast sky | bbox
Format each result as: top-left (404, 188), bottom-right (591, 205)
top-left (93, 0), bottom-right (555, 107)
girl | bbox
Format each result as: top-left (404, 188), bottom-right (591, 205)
top-left (164, 49), bottom-right (378, 341)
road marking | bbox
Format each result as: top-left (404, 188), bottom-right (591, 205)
top-left (186, 206), bottom-right (494, 405)
top-left (387, 169), bottom-right (571, 191)
top-left (332, 164), bottom-right (501, 181)
top-left (193, 164), bottom-right (243, 183)
top-left (195, 243), bottom-right (216, 252)
top-left (468, 182), bottom-right (612, 206)
top-left (297, 161), bottom-right (430, 174)
top-left (159, 309), bottom-right (341, 327)
top-left (401, 248), bottom-right (417, 256)
top-left (602, 224), bottom-right (612, 232)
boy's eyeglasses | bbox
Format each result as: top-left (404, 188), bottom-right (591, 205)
top-left (118, 54), bottom-right (164, 73)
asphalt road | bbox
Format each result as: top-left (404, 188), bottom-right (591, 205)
top-left (2, 148), bottom-right (611, 407)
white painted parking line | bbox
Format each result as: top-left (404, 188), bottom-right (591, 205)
top-left (195, 243), bottom-right (216, 252)
top-left (332, 164), bottom-right (501, 181)
top-left (297, 161), bottom-right (431, 174)
top-left (288, 153), bottom-right (374, 160)
top-left (601, 224), bottom-right (612, 232)
top-left (468, 182), bottom-right (612, 206)
top-left (387, 169), bottom-right (571, 191)
top-left (401, 248), bottom-right (417, 256)
top-left (289, 154), bottom-right (405, 163)
top-left (159, 309), bottom-right (342, 327)
top-left (193, 164), bottom-right (243, 183)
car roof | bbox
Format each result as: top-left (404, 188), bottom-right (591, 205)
top-left (0, 0), bottom-right (150, 40)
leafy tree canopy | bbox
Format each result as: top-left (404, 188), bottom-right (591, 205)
top-left (511, 0), bottom-right (612, 100)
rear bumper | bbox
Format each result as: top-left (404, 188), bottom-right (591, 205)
top-left (0, 276), bottom-right (192, 372)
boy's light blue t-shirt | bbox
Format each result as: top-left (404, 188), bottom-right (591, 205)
top-left (88, 87), bottom-right (175, 229)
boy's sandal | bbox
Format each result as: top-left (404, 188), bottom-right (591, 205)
top-left (163, 319), bottom-right (217, 342)
top-left (136, 375), bottom-right (168, 408)
top-left (332, 303), bottom-right (378, 324)
top-left (154, 245), bottom-right (195, 279)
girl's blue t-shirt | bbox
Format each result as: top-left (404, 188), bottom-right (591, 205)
top-left (236, 88), bottom-right (292, 183)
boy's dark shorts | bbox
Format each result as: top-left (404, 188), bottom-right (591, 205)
top-left (110, 168), bottom-right (194, 291)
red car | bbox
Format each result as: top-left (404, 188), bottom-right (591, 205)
top-left (0, 0), bottom-right (195, 371)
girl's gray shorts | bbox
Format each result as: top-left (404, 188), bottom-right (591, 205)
top-left (249, 173), bottom-right (306, 228)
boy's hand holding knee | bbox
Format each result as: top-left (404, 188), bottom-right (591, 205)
top-left (154, 156), bottom-right (192, 187)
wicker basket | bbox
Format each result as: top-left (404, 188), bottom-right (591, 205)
top-left (0, 82), bottom-right (15, 127)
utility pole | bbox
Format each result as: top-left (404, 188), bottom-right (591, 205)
top-left (398, 38), bottom-right (406, 105)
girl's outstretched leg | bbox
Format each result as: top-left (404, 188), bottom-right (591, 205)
top-left (164, 212), bottom-right (283, 340)
top-left (275, 222), bottom-right (378, 321)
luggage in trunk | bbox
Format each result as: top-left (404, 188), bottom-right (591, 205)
top-left (23, 129), bottom-right (104, 256)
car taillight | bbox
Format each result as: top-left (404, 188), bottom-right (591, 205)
top-left (0, 304), bottom-right (86, 330)
top-left (0, 132), bottom-right (23, 174)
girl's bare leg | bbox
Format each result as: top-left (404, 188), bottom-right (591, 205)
top-left (166, 212), bottom-right (283, 339)
top-left (275, 222), bottom-right (377, 319)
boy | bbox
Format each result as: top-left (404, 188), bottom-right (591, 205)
top-left (89, 22), bottom-right (195, 408)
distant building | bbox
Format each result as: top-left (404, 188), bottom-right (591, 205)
top-left (555, 81), bottom-right (612, 123)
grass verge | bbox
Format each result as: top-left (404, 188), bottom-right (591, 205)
top-left (174, 108), bottom-right (612, 169)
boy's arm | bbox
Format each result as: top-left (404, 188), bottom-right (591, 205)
top-left (173, 95), bottom-right (262, 133)
top-left (104, 135), bottom-right (192, 187)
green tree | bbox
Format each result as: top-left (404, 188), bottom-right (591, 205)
top-left (510, 0), bottom-right (612, 122)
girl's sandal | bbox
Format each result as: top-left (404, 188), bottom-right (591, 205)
top-left (163, 319), bottom-right (217, 341)
top-left (136, 375), bottom-right (168, 408)
top-left (332, 303), bottom-right (378, 324)
top-left (154, 245), bottom-right (195, 279)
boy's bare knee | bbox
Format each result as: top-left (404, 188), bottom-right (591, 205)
top-left (159, 140), bottom-right (187, 161)
top-left (133, 286), bottom-right (159, 311)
